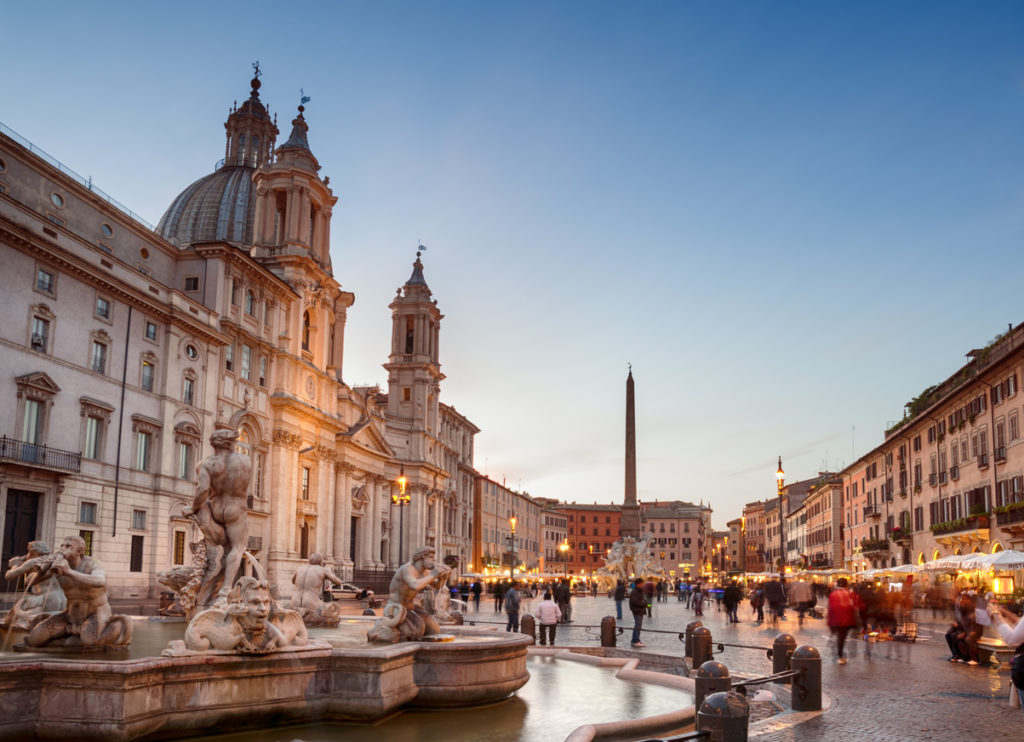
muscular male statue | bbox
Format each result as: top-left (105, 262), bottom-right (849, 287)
top-left (290, 553), bottom-right (344, 625)
top-left (25, 535), bottom-right (131, 648)
top-left (367, 546), bottom-right (451, 643)
top-left (2, 540), bottom-right (65, 630)
top-left (184, 426), bottom-right (252, 605)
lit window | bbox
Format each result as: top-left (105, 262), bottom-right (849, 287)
top-left (79, 530), bottom-right (94, 556)
top-left (173, 531), bottom-right (186, 565)
top-left (141, 361), bottom-right (154, 391)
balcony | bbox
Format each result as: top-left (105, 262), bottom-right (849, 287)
top-left (929, 473), bottom-right (937, 486)
top-left (978, 453), bottom-right (990, 469)
top-left (995, 505), bottom-right (1024, 527)
top-left (938, 471), bottom-right (948, 484)
top-left (860, 538), bottom-right (890, 555)
top-left (888, 527), bottom-right (911, 545)
top-left (950, 465), bottom-right (959, 481)
top-left (932, 514), bottom-right (990, 549)
top-left (0, 436), bottom-right (80, 473)
top-left (296, 500), bottom-right (318, 516)
top-left (996, 447), bottom-right (1007, 462)
top-left (863, 505), bottom-right (882, 519)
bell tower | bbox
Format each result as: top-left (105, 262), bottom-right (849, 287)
top-left (385, 250), bottom-right (445, 453)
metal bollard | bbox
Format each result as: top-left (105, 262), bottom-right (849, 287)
top-left (601, 615), bottom-right (617, 647)
top-left (520, 613), bottom-right (536, 643)
top-left (685, 620), bottom-right (703, 658)
top-left (790, 645), bottom-right (822, 711)
top-left (772, 633), bottom-right (797, 684)
top-left (697, 691), bottom-right (749, 742)
top-left (692, 626), bottom-right (713, 669)
top-left (694, 660), bottom-right (730, 712)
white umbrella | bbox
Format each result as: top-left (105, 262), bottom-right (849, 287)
top-left (959, 550), bottom-right (1024, 571)
top-left (919, 553), bottom-right (973, 571)
top-left (888, 564), bottom-right (919, 574)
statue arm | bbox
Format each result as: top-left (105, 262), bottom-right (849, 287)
top-left (324, 571), bottom-right (344, 588)
top-left (186, 464), bottom-right (214, 514)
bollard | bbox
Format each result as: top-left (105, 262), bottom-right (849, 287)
top-left (601, 615), bottom-right (617, 647)
top-left (773, 633), bottom-right (797, 684)
top-left (694, 660), bottom-right (730, 712)
top-left (790, 645), bottom-right (822, 711)
top-left (697, 691), bottom-right (749, 742)
top-left (520, 613), bottom-right (536, 643)
top-left (692, 626), bottom-right (713, 669)
top-left (685, 620), bottom-right (703, 658)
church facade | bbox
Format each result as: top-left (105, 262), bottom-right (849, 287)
top-left (0, 74), bottom-right (479, 599)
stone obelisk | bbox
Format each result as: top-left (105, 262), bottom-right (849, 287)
top-left (620, 367), bottom-right (641, 538)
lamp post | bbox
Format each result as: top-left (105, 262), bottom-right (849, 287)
top-left (393, 465), bottom-right (410, 565)
top-left (776, 456), bottom-right (785, 571)
top-left (560, 539), bottom-right (568, 577)
top-left (507, 514), bottom-right (518, 580)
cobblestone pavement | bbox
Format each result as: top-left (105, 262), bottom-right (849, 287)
top-left (458, 592), bottom-right (1021, 742)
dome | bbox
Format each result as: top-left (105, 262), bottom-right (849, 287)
top-left (157, 165), bottom-right (256, 247)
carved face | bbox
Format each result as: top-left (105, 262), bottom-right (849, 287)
top-left (239, 584), bottom-right (271, 629)
top-left (58, 536), bottom-right (85, 567)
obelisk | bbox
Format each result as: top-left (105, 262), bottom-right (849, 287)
top-left (620, 367), bottom-right (641, 538)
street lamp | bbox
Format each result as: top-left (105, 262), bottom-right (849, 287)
top-left (776, 456), bottom-right (785, 571)
top-left (392, 465), bottom-right (410, 565)
top-left (560, 539), bottom-right (569, 577)
top-left (508, 514), bottom-right (517, 580)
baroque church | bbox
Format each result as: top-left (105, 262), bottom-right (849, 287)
top-left (0, 73), bottom-right (479, 599)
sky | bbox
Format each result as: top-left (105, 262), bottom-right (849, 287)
top-left (3, 2), bottom-right (1024, 529)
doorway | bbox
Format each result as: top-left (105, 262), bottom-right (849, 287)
top-left (3, 489), bottom-right (40, 591)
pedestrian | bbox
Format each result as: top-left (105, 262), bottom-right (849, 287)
top-left (827, 577), bottom-right (859, 664)
top-left (629, 578), bottom-right (647, 648)
top-left (953, 590), bottom-right (982, 664)
top-left (459, 580), bottom-right (470, 607)
top-left (765, 576), bottom-right (786, 623)
top-left (613, 579), bottom-right (626, 620)
top-left (789, 578), bottom-right (813, 626)
top-left (554, 578), bottom-right (572, 623)
top-left (643, 579), bottom-right (655, 617)
top-left (504, 581), bottom-right (521, 632)
top-left (750, 584), bottom-right (765, 623)
top-left (723, 580), bottom-right (742, 623)
top-left (471, 580), bottom-right (482, 611)
top-left (986, 599), bottom-right (1024, 714)
top-left (692, 582), bottom-right (704, 617)
top-left (493, 581), bottom-right (505, 613)
top-left (535, 590), bottom-right (562, 645)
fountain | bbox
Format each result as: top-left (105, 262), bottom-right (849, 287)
top-left (0, 426), bottom-right (530, 740)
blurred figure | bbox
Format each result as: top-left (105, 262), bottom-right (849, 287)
top-left (987, 600), bottom-right (1024, 713)
top-left (723, 580), bottom-right (742, 623)
top-left (789, 578), bottom-right (813, 626)
top-left (535, 590), bottom-right (562, 645)
top-left (628, 578), bottom-right (647, 647)
top-left (613, 579), bottom-right (626, 620)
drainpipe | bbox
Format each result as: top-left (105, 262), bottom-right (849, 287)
top-left (112, 306), bottom-right (132, 537)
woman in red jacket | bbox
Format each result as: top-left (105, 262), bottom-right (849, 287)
top-left (827, 578), bottom-right (860, 664)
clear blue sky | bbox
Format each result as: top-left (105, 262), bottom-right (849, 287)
top-left (4, 2), bottom-right (1024, 528)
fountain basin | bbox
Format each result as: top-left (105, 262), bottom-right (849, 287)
top-left (0, 626), bottom-right (530, 741)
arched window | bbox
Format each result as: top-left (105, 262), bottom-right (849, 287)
top-left (302, 311), bottom-right (311, 352)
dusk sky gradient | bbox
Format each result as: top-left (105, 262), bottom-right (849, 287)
top-left (4, 2), bottom-right (1024, 528)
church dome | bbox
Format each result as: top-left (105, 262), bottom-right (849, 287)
top-left (157, 71), bottom-right (279, 248)
top-left (157, 165), bottom-right (256, 246)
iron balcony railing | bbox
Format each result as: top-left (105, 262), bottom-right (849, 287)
top-left (0, 436), bottom-right (81, 473)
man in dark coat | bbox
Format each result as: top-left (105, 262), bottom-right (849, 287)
top-left (628, 578), bottom-right (647, 648)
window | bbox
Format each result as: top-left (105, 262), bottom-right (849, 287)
top-left (264, 301), bottom-right (272, 326)
top-left (258, 356), bottom-right (267, 387)
top-left (177, 441), bottom-right (193, 479)
top-left (101, 223), bottom-right (113, 238)
top-left (91, 341), bottom-right (107, 374)
top-left (224, 344), bottom-right (233, 372)
top-left (231, 279), bottom-right (239, 306)
top-left (403, 388), bottom-right (411, 402)
top-left (95, 296), bottom-right (111, 320)
top-left (301, 467), bottom-right (311, 500)
top-left (31, 316), bottom-right (49, 352)
top-left (245, 290), bottom-right (256, 316)
top-left (136, 431), bottom-right (152, 471)
top-left (22, 399), bottom-right (43, 444)
top-left (302, 311), bottom-right (311, 351)
top-left (141, 361), bottom-right (154, 391)
top-left (130, 535), bottom-right (144, 572)
top-left (185, 343), bottom-right (199, 360)
top-left (240, 344), bottom-right (252, 381)
top-left (1011, 413), bottom-right (1020, 442)
top-left (84, 415), bottom-right (103, 459)
top-left (36, 268), bottom-right (55, 294)
top-left (79, 501), bottom-right (98, 525)
top-left (51, 192), bottom-right (64, 208)
top-left (145, 321), bottom-right (157, 341)
top-left (79, 530), bottom-right (94, 556)
top-left (183, 376), bottom-right (195, 405)
top-left (184, 276), bottom-right (199, 292)
top-left (173, 530), bottom-right (186, 565)
top-left (132, 509), bottom-right (147, 530)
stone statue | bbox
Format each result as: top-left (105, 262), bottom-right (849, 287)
top-left (24, 535), bottom-right (132, 649)
top-left (163, 576), bottom-right (310, 655)
top-left (289, 553), bottom-right (344, 626)
top-left (367, 546), bottom-right (452, 643)
top-left (598, 534), bottom-right (667, 585)
top-left (183, 426), bottom-right (252, 608)
top-left (1, 540), bottom-right (66, 630)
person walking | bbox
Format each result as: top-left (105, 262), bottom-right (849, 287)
top-left (692, 582), bottom-right (704, 617)
top-left (504, 581), bottom-right (521, 632)
top-left (613, 579), bottom-right (626, 620)
top-left (471, 580), bottom-right (482, 611)
top-left (723, 580), bottom-right (742, 623)
top-left (827, 577), bottom-right (859, 664)
top-left (629, 578), bottom-right (647, 648)
top-left (535, 590), bottom-right (562, 645)
top-left (642, 579), bottom-right (655, 618)
top-left (750, 584), bottom-right (765, 623)
top-left (789, 578), bottom-right (813, 626)
top-left (493, 581), bottom-right (505, 613)
top-left (765, 576), bottom-right (786, 623)
top-left (554, 579), bottom-right (572, 623)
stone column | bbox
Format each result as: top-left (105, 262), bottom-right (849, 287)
top-left (370, 475), bottom-right (384, 567)
top-left (334, 463), bottom-right (354, 569)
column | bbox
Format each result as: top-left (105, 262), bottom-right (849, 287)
top-left (334, 463), bottom-right (353, 568)
top-left (370, 475), bottom-right (384, 567)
